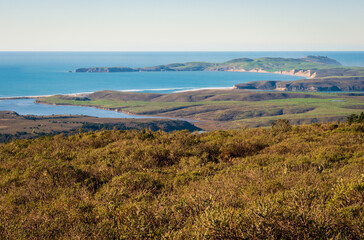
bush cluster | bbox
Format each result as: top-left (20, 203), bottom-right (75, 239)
top-left (346, 112), bottom-right (364, 125)
top-left (0, 122), bottom-right (363, 239)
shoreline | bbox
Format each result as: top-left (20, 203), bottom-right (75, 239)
top-left (0, 92), bottom-right (90, 100)
top-left (173, 87), bottom-right (234, 93)
top-left (0, 86), bottom-right (237, 100)
top-left (0, 69), bottom-right (309, 100)
top-left (1, 98), bottom-right (200, 123)
top-left (34, 100), bottom-right (199, 123)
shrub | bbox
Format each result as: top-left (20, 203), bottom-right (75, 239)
top-left (0, 122), bottom-right (363, 239)
top-left (271, 119), bottom-right (292, 132)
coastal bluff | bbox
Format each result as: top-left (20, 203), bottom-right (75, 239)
top-left (234, 76), bottom-right (364, 92)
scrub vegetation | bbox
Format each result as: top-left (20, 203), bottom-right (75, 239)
top-left (0, 120), bottom-right (363, 239)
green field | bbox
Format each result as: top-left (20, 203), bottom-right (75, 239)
top-left (36, 90), bottom-right (364, 130)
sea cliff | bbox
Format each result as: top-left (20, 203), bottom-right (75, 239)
top-left (234, 76), bottom-right (364, 92)
top-left (226, 68), bottom-right (316, 78)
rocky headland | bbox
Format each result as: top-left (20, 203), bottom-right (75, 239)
top-left (74, 56), bottom-right (346, 79)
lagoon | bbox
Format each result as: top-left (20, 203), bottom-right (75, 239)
top-left (0, 99), bottom-right (152, 118)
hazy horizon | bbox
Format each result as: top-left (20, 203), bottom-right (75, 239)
top-left (1, 50), bottom-right (364, 52)
top-left (1, 0), bottom-right (363, 51)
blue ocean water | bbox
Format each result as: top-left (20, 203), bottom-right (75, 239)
top-left (0, 52), bottom-right (363, 117)
top-left (1, 51), bottom-right (363, 98)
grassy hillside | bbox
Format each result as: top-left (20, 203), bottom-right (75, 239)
top-left (0, 122), bottom-right (363, 239)
top-left (36, 90), bottom-right (364, 130)
top-left (208, 56), bottom-right (342, 73)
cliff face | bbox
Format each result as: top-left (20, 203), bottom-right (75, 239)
top-left (273, 69), bottom-right (316, 78)
top-left (227, 68), bottom-right (315, 78)
top-left (234, 77), bottom-right (364, 92)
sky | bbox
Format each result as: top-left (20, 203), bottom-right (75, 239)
top-left (0, 0), bottom-right (363, 51)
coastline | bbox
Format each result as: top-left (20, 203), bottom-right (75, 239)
top-left (0, 92), bottom-right (90, 100)
top-left (0, 68), bottom-right (304, 100)
top-left (0, 87), bottom-right (236, 100)
top-left (173, 87), bottom-right (234, 93)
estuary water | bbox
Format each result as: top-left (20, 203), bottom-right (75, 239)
top-left (0, 51), bottom-right (363, 117)
top-left (0, 99), bottom-right (152, 118)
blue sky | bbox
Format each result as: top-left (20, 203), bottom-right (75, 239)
top-left (0, 0), bottom-right (363, 51)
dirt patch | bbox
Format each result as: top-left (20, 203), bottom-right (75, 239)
top-left (341, 105), bottom-right (364, 109)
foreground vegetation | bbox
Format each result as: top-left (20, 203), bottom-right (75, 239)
top-left (0, 121), bottom-right (363, 239)
top-left (36, 90), bottom-right (364, 130)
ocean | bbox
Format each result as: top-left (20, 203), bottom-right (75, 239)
top-left (1, 51), bottom-right (364, 97)
top-left (0, 51), bottom-right (363, 117)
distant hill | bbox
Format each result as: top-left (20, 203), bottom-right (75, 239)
top-left (75, 56), bottom-right (351, 78)
top-left (73, 56), bottom-right (364, 92)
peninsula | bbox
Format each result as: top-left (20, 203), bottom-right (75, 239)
top-left (75, 56), bottom-right (347, 78)
top-left (75, 56), bottom-right (364, 92)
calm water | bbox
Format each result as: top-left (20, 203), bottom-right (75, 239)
top-left (1, 51), bottom-right (363, 97)
top-left (0, 52), bottom-right (363, 117)
top-left (0, 71), bottom-right (303, 97)
top-left (0, 99), bottom-right (156, 118)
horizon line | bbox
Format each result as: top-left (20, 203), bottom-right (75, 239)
top-left (1, 50), bottom-right (364, 53)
